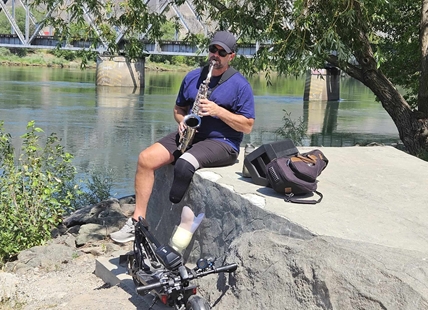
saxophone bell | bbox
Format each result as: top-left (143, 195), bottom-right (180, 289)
top-left (178, 114), bottom-right (201, 153)
top-left (183, 114), bottom-right (201, 129)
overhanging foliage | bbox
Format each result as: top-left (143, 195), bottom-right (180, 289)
top-left (22, 0), bottom-right (428, 155)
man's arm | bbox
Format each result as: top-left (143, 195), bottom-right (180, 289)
top-left (198, 98), bottom-right (254, 134)
top-left (216, 108), bottom-right (254, 134)
top-left (174, 105), bottom-right (188, 122)
top-left (174, 104), bottom-right (190, 132)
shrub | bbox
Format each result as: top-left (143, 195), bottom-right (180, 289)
top-left (50, 49), bottom-right (76, 61)
top-left (0, 47), bottom-right (12, 57)
top-left (76, 170), bottom-right (114, 207)
top-left (275, 109), bottom-right (308, 146)
top-left (171, 55), bottom-right (186, 65)
top-left (0, 121), bottom-right (80, 263)
top-left (9, 47), bottom-right (27, 57)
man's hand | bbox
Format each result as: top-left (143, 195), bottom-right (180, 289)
top-left (178, 121), bottom-right (187, 134)
top-left (198, 98), bottom-right (220, 117)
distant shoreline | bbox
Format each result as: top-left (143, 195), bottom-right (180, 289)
top-left (0, 59), bottom-right (193, 71)
top-left (0, 48), bottom-right (194, 72)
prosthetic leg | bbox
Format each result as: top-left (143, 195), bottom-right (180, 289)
top-left (170, 206), bottom-right (204, 253)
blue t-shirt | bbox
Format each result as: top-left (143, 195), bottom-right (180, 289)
top-left (176, 67), bottom-right (255, 152)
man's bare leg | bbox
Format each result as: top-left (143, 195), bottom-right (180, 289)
top-left (133, 142), bottom-right (175, 220)
top-left (110, 142), bottom-right (174, 243)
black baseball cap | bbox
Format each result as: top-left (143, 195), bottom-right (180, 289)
top-left (210, 31), bottom-right (237, 53)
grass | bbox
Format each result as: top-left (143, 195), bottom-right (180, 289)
top-left (0, 47), bottom-right (196, 71)
top-left (0, 48), bottom-right (93, 68)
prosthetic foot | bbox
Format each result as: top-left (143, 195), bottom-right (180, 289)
top-left (170, 206), bottom-right (204, 253)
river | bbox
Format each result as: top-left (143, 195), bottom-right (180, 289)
top-left (0, 66), bottom-right (399, 197)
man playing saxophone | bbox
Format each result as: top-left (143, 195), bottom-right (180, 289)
top-left (111, 30), bottom-right (256, 243)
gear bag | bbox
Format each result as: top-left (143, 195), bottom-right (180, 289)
top-left (266, 149), bottom-right (328, 204)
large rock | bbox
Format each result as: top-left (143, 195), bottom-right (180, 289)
top-left (109, 164), bottom-right (428, 309)
top-left (63, 198), bottom-right (130, 228)
top-left (145, 165), bottom-right (315, 263)
top-left (4, 243), bottom-right (75, 274)
top-left (62, 196), bottom-right (135, 245)
top-left (197, 230), bottom-right (428, 309)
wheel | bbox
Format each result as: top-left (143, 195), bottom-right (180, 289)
top-left (185, 295), bottom-right (210, 310)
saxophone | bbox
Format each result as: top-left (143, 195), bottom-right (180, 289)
top-left (177, 60), bottom-right (216, 153)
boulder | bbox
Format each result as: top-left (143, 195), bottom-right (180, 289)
top-left (197, 230), bottom-right (428, 310)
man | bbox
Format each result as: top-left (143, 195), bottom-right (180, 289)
top-left (110, 30), bottom-right (255, 243)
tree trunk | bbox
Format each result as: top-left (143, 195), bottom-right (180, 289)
top-left (344, 54), bottom-right (428, 156)
top-left (418, 0), bottom-right (428, 114)
top-left (363, 71), bottom-right (428, 156)
top-left (335, 9), bottom-right (428, 157)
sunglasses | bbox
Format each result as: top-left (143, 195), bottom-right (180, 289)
top-left (209, 45), bottom-right (231, 57)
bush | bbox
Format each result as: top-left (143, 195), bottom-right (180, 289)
top-left (0, 47), bottom-right (12, 57)
top-left (0, 121), bottom-right (79, 263)
top-left (275, 109), bottom-right (308, 146)
top-left (0, 121), bottom-right (113, 264)
top-left (76, 170), bottom-right (114, 207)
top-left (50, 49), bottom-right (77, 61)
top-left (171, 55), bottom-right (186, 65)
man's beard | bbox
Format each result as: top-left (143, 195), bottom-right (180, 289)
top-left (210, 57), bottom-right (224, 69)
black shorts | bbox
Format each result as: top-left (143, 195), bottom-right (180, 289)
top-left (158, 132), bottom-right (238, 168)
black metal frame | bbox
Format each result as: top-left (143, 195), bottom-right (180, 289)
top-left (123, 217), bottom-right (237, 310)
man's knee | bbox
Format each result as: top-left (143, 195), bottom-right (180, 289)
top-left (137, 143), bottom-right (174, 170)
top-left (137, 149), bottom-right (152, 169)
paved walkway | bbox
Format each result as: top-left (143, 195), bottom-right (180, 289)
top-left (210, 145), bottom-right (428, 253)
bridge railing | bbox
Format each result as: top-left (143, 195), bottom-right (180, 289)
top-left (0, 34), bottom-right (269, 57)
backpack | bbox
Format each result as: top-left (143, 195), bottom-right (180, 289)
top-left (266, 149), bottom-right (329, 204)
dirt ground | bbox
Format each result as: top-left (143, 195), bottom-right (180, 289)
top-left (2, 253), bottom-right (141, 310)
top-left (0, 240), bottom-right (175, 310)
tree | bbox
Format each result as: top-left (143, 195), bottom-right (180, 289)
top-left (27, 0), bottom-right (428, 156)
top-left (191, 0), bottom-right (426, 157)
top-left (30, 0), bottom-right (170, 58)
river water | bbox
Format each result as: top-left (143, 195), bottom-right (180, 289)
top-left (0, 66), bottom-right (399, 197)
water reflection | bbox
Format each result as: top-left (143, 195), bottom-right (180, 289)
top-left (0, 66), bottom-right (400, 196)
top-left (145, 71), bottom-right (187, 95)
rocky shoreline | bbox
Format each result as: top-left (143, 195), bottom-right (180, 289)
top-left (0, 197), bottom-right (135, 310)
top-left (2, 194), bottom-right (428, 309)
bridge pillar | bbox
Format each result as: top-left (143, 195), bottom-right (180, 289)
top-left (96, 56), bottom-right (145, 88)
top-left (303, 67), bottom-right (340, 101)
